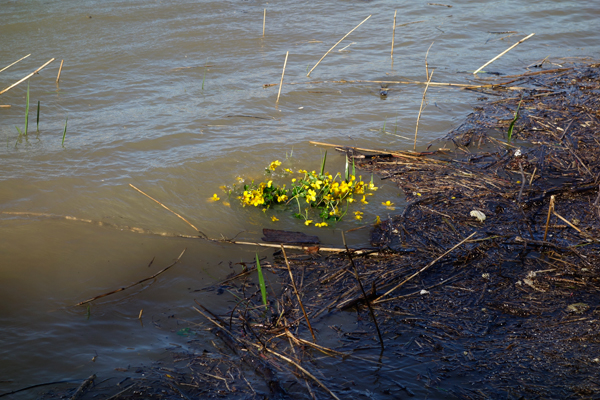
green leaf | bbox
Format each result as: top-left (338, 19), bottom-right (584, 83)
top-left (255, 253), bottom-right (268, 310)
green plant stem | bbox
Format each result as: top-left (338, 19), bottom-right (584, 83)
top-left (255, 253), bottom-right (268, 311)
top-left (61, 114), bottom-right (68, 147)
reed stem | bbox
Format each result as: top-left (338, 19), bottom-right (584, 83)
top-left (0, 58), bottom-right (55, 95)
top-left (0, 54), bottom-right (31, 74)
top-left (56, 59), bottom-right (64, 83)
top-left (276, 51), bottom-right (289, 104)
top-left (307, 15), bottom-right (371, 77)
top-left (473, 33), bottom-right (535, 74)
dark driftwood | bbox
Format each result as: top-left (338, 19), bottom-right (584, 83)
top-left (262, 228), bottom-right (320, 244)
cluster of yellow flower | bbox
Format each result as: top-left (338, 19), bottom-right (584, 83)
top-left (224, 156), bottom-right (385, 227)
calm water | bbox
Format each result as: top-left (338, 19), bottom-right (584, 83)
top-left (1, 0), bottom-right (598, 397)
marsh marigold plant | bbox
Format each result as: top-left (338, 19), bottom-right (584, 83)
top-left (232, 153), bottom-right (378, 226)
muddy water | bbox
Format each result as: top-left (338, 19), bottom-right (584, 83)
top-left (0, 0), bottom-right (598, 397)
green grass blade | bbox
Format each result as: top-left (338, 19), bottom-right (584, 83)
top-left (24, 80), bottom-right (30, 136)
top-left (320, 150), bottom-right (327, 175)
top-left (36, 100), bottom-right (40, 132)
top-left (255, 253), bottom-right (268, 310)
top-left (61, 114), bottom-right (68, 147)
top-left (507, 97), bottom-right (523, 144)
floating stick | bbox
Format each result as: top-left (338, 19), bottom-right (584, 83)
top-left (414, 69), bottom-right (434, 150)
top-left (307, 15), bottom-right (371, 77)
top-left (56, 59), bottom-right (64, 83)
top-left (473, 33), bottom-right (535, 74)
top-left (129, 183), bottom-right (200, 233)
top-left (374, 232), bottom-right (476, 303)
top-left (0, 58), bottom-right (55, 95)
top-left (0, 105), bottom-right (10, 108)
top-left (281, 244), bottom-right (316, 341)
top-left (262, 8), bottom-right (266, 37)
top-left (391, 10), bottom-right (397, 60)
top-left (0, 54), bottom-right (31, 74)
top-left (75, 249), bottom-right (185, 306)
top-left (276, 51), bottom-right (289, 104)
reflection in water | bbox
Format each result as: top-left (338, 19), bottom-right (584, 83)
top-left (0, 0), bottom-right (599, 395)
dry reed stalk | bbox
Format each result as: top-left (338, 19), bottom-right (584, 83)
top-left (56, 59), bottom-right (64, 83)
top-left (309, 140), bottom-right (449, 163)
top-left (391, 10), bottom-right (397, 60)
top-left (229, 240), bottom-right (378, 254)
top-left (263, 347), bottom-right (342, 400)
top-left (425, 41), bottom-right (434, 79)
top-left (129, 183), bottom-right (200, 232)
top-left (0, 54), bottom-right (31, 74)
top-left (75, 249), bottom-right (185, 306)
top-left (342, 231), bottom-right (384, 352)
top-left (0, 105), bottom-right (11, 108)
top-left (473, 33), bottom-right (535, 74)
top-left (414, 69), bottom-right (434, 150)
top-left (283, 78), bottom-right (525, 90)
top-left (276, 51), bottom-right (289, 104)
top-left (0, 58), bottom-right (55, 95)
top-left (543, 195), bottom-right (556, 241)
top-left (281, 245), bottom-right (316, 341)
top-left (374, 232), bottom-right (476, 303)
top-left (138, 309), bottom-right (143, 319)
top-left (307, 15), bottom-right (371, 77)
top-left (262, 8), bottom-right (266, 37)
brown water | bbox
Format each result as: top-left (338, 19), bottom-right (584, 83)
top-left (1, 0), bottom-right (599, 397)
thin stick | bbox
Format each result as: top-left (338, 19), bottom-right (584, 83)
top-left (0, 105), bottom-right (10, 108)
top-left (473, 33), bottom-right (535, 74)
top-left (75, 249), bottom-right (186, 306)
top-left (307, 15), bottom-right (371, 77)
top-left (281, 245), bottom-right (316, 341)
top-left (262, 9), bottom-right (266, 37)
top-left (414, 69), bottom-right (434, 150)
top-left (425, 41), bottom-right (434, 80)
top-left (391, 10), bottom-right (397, 60)
top-left (56, 59), bottom-right (64, 83)
top-left (374, 232), bottom-right (476, 303)
top-left (279, 78), bottom-right (525, 90)
top-left (543, 195), bottom-right (555, 241)
top-left (342, 231), bottom-right (384, 352)
top-left (264, 347), bottom-right (342, 400)
top-left (129, 183), bottom-right (199, 232)
top-left (276, 51), bottom-right (289, 104)
top-left (0, 58), bottom-right (55, 95)
top-left (0, 54), bottom-right (31, 74)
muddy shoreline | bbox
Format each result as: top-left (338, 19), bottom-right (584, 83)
top-left (35, 63), bottom-right (600, 400)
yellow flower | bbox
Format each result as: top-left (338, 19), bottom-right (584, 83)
top-left (354, 211), bottom-right (363, 221)
top-left (236, 177), bottom-right (245, 183)
top-left (382, 201), bottom-right (394, 207)
top-left (416, 192), bottom-right (422, 197)
top-left (360, 195), bottom-right (368, 204)
top-left (305, 220), bottom-right (313, 226)
top-left (311, 180), bottom-right (323, 190)
top-left (271, 216), bottom-right (279, 222)
top-left (269, 160), bottom-right (282, 171)
top-left (284, 168), bottom-right (293, 173)
top-left (315, 222), bottom-right (328, 227)
top-left (375, 215), bottom-right (381, 225)
top-left (347, 197), bottom-right (355, 203)
top-left (368, 182), bottom-right (378, 191)
top-left (209, 193), bottom-right (220, 202)
top-left (298, 169), bottom-right (307, 174)
top-left (292, 178), bottom-right (296, 183)
top-left (267, 180), bottom-right (273, 188)
top-left (306, 189), bottom-right (317, 203)
top-left (277, 194), bottom-right (288, 202)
